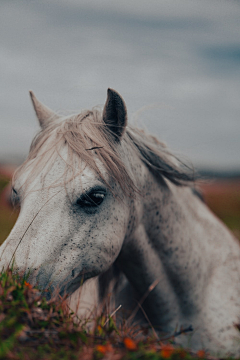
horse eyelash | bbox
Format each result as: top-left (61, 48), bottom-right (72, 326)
top-left (76, 186), bottom-right (106, 205)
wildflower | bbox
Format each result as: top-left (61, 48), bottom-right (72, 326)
top-left (123, 337), bottom-right (138, 351)
top-left (24, 281), bottom-right (32, 289)
top-left (160, 343), bottom-right (175, 358)
top-left (96, 345), bottom-right (107, 354)
top-left (197, 350), bottom-right (206, 358)
top-left (96, 343), bottom-right (113, 354)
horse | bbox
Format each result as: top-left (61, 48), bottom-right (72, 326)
top-left (1, 88), bottom-right (240, 356)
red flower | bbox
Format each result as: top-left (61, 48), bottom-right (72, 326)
top-left (24, 281), bottom-right (32, 289)
top-left (123, 337), bottom-right (138, 351)
top-left (160, 344), bottom-right (175, 358)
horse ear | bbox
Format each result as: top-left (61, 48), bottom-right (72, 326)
top-left (102, 88), bottom-right (127, 140)
top-left (29, 91), bottom-right (59, 128)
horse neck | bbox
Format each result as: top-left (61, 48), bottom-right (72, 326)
top-left (118, 156), bottom-right (240, 321)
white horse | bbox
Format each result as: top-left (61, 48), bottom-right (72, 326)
top-left (1, 89), bottom-right (240, 356)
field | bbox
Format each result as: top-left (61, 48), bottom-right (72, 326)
top-left (199, 178), bottom-right (240, 240)
top-left (0, 167), bottom-right (240, 359)
top-left (0, 167), bottom-right (19, 246)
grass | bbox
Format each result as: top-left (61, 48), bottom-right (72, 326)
top-left (0, 208), bottom-right (19, 247)
top-left (0, 267), bottom-right (93, 360)
top-left (0, 267), bottom-right (211, 360)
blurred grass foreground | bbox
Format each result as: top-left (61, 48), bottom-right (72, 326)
top-left (0, 266), bottom-right (211, 360)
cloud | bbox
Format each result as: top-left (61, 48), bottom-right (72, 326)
top-left (0, 0), bottom-right (240, 169)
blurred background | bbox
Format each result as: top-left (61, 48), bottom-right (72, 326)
top-left (0, 0), bottom-right (240, 243)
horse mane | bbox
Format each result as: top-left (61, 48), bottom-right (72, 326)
top-left (125, 127), bottom-right (195, 186)
top-left (13, 107), bottom-right (195, 196)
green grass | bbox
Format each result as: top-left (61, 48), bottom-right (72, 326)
top-left (0, 176), bottom-right (9, 192)
top-left (0, 267), bottom-right (205, 360)
top-left (0, 208), bottom-right (19, 246)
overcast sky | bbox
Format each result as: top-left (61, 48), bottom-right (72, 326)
top-left (0, 0), bottom-right (240, 170)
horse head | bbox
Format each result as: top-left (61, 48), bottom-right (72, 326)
top-left (0, 89), bottom-right (134, 299)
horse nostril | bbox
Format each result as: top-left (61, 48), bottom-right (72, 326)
top-left (71, 269), bottom-right (75, 278)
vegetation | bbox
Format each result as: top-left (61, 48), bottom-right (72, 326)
top-left (0, 267), bottom-right (210, 360)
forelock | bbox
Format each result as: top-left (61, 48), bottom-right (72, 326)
top-left (13, 108), bottom-right (136, 197)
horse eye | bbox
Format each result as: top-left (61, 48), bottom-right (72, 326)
top-left (12, 187), bottom-right (18, 195)
top-left (76, 192), bottom-right (105, 208)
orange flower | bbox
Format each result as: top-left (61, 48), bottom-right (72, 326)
top-left (24, 281), bottom-right (32, 289)
top-left (197, 350), bottom-right (206, 358)
top-left (160, 344), bottom-right (175, 358)
top-left (123, 337), bottom-right (137, 351)
top-left (96, 343), bottom-right (113, 354)
top-left (96, 345), bottom-right (107, 354)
